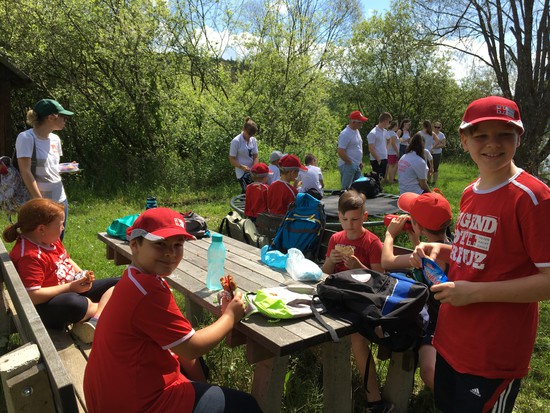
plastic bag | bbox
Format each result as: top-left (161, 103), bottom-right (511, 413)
top-left (285, 248), bottom-right (322, 282)
top-left (261, 245), bottom-right (287, 269)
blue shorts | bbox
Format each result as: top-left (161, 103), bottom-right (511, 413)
top-left (434, 353), bottom-right (521, 413)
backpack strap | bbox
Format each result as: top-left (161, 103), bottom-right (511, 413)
top-left (310, 295), bottom-right (339, 342)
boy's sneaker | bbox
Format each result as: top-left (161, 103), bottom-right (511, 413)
top-left (366, 400), bottom-right (395, 413)
top-left (71, 318), bottom-right (97, 344)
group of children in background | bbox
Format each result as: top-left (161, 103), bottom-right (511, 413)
top-left (244, 152), bottom-right (324, 219)
top-left (3, 96), bottom-right (549, 413)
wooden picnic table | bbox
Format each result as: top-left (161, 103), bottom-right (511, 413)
top-left (97, 232), bottom-right (415, 413)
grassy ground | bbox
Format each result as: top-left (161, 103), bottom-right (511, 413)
top-left (1, 160), bottom-right (549, 412)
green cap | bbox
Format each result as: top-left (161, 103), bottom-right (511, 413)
top-left (33, 99), bottom-right (74, 118)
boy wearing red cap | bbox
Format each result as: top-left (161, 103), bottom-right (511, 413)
top-left (267, 154), bottom-right (307, 215)
top-left (84, 208), bottom-right (261, 413)
top-left (245, 162), bottom-right (272, 220)
top-left (412, 96), bottom-right (550, 412)
top-left (382, 192), bottom-right (452, 391)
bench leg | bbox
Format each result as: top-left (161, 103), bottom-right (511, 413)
top-left (251, 355), bottom-right (289, 413)
top-left (322, 336), bottom-right (352, 413)
top-left (382, 350), bottom-right (416, 413)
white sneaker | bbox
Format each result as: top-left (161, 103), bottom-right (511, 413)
top-left (71, 319), bottom-right (97, 344)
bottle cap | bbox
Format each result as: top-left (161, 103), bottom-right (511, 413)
top-left (212, 233), bottom-right (223, 242)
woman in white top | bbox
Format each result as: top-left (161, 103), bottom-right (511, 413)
top-left (15, 99), bottom-right (73, 240)
top-left (398, 133), bottom-right (431, 195)
top-left (229, 117), bottom-right (259, 193)
top-left (397, 118), bottom-right (412, 159)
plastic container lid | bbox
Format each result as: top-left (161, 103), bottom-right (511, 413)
top-left (212, 233), bottom-right (223, 242)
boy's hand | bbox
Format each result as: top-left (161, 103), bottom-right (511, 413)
top-left (431, 281), bottom-right (475, 306)
top-left (342, 255), bottom-right (363, 270)
top-left (410, 242), bottom-right (441, 268)
top-left (221, 291), bottom-right (246, 323)
top-left (328, 249), bottom-right (344, 264)
top-left (387, 215), bottom-right (409, 237)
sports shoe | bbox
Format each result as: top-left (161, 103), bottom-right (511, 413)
top-left (366, 400), bottom-right (395, 413)
top-left (71, 318), bottom-right (97, 344)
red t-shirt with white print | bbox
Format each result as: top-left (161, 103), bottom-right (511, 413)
top-left (434, 170), bottom-right (550, 379)
top-left (9, 237), bottom-right (78, 291)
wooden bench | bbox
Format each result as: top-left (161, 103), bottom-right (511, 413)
top-left (0, 240), bottom-right (89, 412)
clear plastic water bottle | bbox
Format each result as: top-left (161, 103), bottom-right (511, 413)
top-left (146, 196), bottom-right (157, 210)
top-left (206, 233), bottom-right (226, 291)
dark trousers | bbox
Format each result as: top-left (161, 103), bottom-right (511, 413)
top-left (370, 159), bottom-right (388, 180)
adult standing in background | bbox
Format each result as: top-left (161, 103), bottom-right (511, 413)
top-left (15, 99), bottom-right (73, 240)
top-left (337, 110), bottom-right (368, 189)
top-left (385, 120), bottom-right (399, 184)
top-left (397, 118), bottom-right (412, 158)
top-left (229, 117), bottom-right (259, 193)
top-left (367, 112), bottom-right (392, 180)
top-left (398, 133), bottom-right (431, 195)
top-left (417, 120), bottom-right (439, 182)
top-left (431, 122), bottom-right (446, 186)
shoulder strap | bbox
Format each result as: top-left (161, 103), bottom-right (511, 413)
top-left (311, 295), bottom-right (339, 342)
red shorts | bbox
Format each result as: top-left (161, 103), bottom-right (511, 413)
top-left (388, 155), bottom-right (398, 165)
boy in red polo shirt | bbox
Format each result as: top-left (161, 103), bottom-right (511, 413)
top-left (412, 96), bottom-right (550, 412)
top-left (321, 190), bottom-right (390, 413)
top-left (267, 154), bottom-right (307, 215)
top-left (84, 208), bottom-right (262, 413)
top-left (244, 162), bottom-right (272, 220)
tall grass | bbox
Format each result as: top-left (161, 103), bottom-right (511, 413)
top-left (1, 159), bottom-right (549, 412)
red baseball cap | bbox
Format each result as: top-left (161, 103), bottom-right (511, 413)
top-left (127, 207), bottom-right (195, 241)
top-left (279, 154), bottom-right (308, 171)
top-left (459, 96), bottom-right (524, 134)
top-left (397, 192), bottom-right (452, 231)
top-left (251, 162), bottom-right (273, 177)
top-left (349, 110), bottom-right (368, 122)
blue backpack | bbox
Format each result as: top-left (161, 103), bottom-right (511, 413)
top-left (268, 193), bottom-right (326, 261)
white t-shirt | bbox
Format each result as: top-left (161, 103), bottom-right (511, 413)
top-left (367, 126), bottom-right (388, 161)
top-left (15, 129), bottom-right (66, 202)
top-left (420, 131), bottom-right (436, 153)
top-left (399, 130), bottom-right (411, 147)
top-left (432, 132), bottom-right (446, 154)
top-left (387, 131), bottom-right (398, 156)
top-left (337, 126), bottom-right (363, 167)
top-left (398, 152), bottom-right (428, 195)
top-left (229, 133), bottom-right (258, 179)
top-left (298, 165), bottom-right (323, 193)
top-left (268, 164), bottom-right (280, 185)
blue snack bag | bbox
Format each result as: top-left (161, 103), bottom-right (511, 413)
top-left (422, 257), bottom-right (448, 286)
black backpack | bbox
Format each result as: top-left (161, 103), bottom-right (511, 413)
top-left (350, 176), bottom-right (380, 199)
top-left (316, 269), bottom-right (428, 352)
